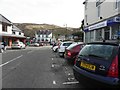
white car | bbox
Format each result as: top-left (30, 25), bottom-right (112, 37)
top-left (12, 41), bottom-right (26, 49)
top-left (58, 41), bottom-right (73, 57)
top-left (52, 45), bottom-right (58, 52)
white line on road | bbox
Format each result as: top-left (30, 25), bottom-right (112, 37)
top-left (0, 55), bottom-right (23, 67)
top-left (53, 81), bottom-right (56, 85)
top-left (52, 58), bottom-right (53, 60)
top-left (63, 81), bottom-right (79, 85)
top-left (27, 51), bottom-right (33, 54)
top-left (51, 64), bottom-right (54, 68)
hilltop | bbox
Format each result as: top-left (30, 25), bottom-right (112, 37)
top-left (14, 23), bottom-right (81, 38)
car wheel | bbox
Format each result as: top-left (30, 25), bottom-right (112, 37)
top-left (55, 48), bottom-right (58, 52)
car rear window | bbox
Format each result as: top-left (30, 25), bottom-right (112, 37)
top-left (79, 44), bottom-right (116, 60)
top-left (67, 43), bottom-right (78, 50)
top-left (63, 43), bottom-right (72, 46)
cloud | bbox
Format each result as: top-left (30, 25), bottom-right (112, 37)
top-left (0, 0), bottom-right (84, 28)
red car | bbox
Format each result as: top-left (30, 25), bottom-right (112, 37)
top-left (64, 42), bottom-right (84, 63)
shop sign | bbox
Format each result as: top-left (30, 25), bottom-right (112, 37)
top-left (89, 21), bottom-right (107, 30)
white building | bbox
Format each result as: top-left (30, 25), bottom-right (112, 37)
top-left (35, 30), bottom-right (52, 43)
top-left (0, 14), bottom-right (26, 46)
top-left (83, 0), bottom-right (120, 43)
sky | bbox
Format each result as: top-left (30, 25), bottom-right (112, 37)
top-left (0, 0), bottom-right (85, 28)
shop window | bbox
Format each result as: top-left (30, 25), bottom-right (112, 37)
top-left (96, 29), bottom-right (102, 41)
top-left (111, 25), bottom-right (120, 39)
top-left (104, 27), bottom-right (110, 40)
top-left (90, 31), bottom-right (94, 42)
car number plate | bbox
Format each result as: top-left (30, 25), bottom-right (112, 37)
top-left (80, 61), bottom-right (96, 71)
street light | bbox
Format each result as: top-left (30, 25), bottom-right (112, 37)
top-left (63, 24), bottom-right (68, 39)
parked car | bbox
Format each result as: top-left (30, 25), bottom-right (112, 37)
top-left (11, 41), bottom-right (26, 49)
top-left (58, 41), bottom-right (73, 57)
top-left (64, 42), bottom-right (84, 63)
top-left (73, 42), bottom-right (120, 87)
top-left (34, 43), bottom-right (40, 47)
top-left (52, 45), bottom-right (58, 52)
top-left (0, 44), bottom-right (4, 53)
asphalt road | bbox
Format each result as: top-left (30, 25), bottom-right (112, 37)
top-left (0, 46), bottom-right (109, 88)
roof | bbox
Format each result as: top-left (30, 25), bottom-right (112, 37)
top-left (87, 42), bottom-right (119, 46)
top-left (0, 14), bottom-right (12, 25)
top-left (0, 33), bottom-right (26, 39)
top-left (12, 25), bottom-right (22, 32)
top-left (37, 30), bottom-right (52, 35)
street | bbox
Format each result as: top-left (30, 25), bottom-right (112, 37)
top-left (1, 46), bottom-right (106, 88)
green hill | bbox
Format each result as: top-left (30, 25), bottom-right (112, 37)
top-left (14, 23), bottom-right (80, 38)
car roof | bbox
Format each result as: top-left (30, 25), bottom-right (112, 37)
top-left (87, 42), bottom-right (119, 46)
top-left (61, 41), bottom-right (73, 43)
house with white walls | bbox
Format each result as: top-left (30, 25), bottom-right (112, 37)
top-left (83, 0), bottom-right (120, 43)
top-left (0, 14), bottom-right (26, 47)
top-left (35, 30), bottom-right (52, 43)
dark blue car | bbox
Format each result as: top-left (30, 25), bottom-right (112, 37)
top-left (73, 42), bottom-right (120, 87)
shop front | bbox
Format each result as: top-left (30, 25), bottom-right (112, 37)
top-left (84, 16), bottom-right (120, 43)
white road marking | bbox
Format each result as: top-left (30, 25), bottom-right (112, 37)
top-left (52, 64), bottom-right (54, 68)
top-left (53, 81), bottom-right (56, 85)
top-left (52, 58), bottom-right (53, 60)
top-left (63, 81), bottom-right (79, 85)
top-left (68, 78), bottom-right (75, 81)
top-left (68, 73), bottom-right (71, 76)
top-left (0, 55), bottom-right (23, 67)
top-left (27, 51), bottom-right (33, 54)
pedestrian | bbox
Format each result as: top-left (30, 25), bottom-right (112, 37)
top-left (2, 41), bottom-right (7, 50)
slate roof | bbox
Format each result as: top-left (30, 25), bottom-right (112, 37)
top-left (0, 14), bottom-right (12, 25)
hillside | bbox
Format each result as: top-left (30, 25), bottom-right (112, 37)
top-left (14, 23), bottom-right (80, 38)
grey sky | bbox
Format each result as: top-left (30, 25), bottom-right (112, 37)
top-left (0, 0), bottom-right (85, 28)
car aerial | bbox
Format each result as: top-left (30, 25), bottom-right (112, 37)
top-left (11, 41), bottom-right (26, 49)
top-left (73, 42), bottom-right (120, 87)
top-left (64, 42), bottom-right (84, 63)
top-left (58, 41), bottom-right (73, 57)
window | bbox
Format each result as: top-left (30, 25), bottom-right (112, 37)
top-left (85, 15), bottom-right (88, 25)
top-left (115, 0), bottom-right (120, 9)
top-left (85, 0), bottom-right (88, 10)
top-left (13, 32), bottom-right (15, 35)
top-left (19, 32), bottom-right (21, 35)
top-left (79, 44), bottom-right (114, 60)
top-left (97, 5), bottom-right (100, 17)
top-left (2, 24), bottom-right (7, 32)
top-left (96, 29), bottom-right (102, 41)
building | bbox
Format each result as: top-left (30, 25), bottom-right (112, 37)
top-left (0, 14), bottom-right (26, 47)
top-left (35, 30), bottom-right (52, 43)
top-left (83, 0), bottom-right (120, 43)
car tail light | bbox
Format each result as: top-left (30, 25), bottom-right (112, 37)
top-left (107, 55), bottom-right (118, 78)
top-left (67, 51), bottom-right (71, 56)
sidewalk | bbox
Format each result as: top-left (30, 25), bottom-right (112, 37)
top-left (6, 46), bottom-right (11, 50)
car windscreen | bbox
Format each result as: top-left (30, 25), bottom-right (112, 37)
top-left (13, 42), bottom-right (19, 44)
top-left (79, 44), bottom-right (116, 60)
top-left (63, 43), bottom-right (72, 46)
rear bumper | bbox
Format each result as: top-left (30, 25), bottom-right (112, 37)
top-left (11, 46), bottom-right (21, 49)
top-left (73, 65), bottom-right (119, 86)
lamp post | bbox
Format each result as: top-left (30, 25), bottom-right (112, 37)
top-left (64, 24), bottom-right (68, 40)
